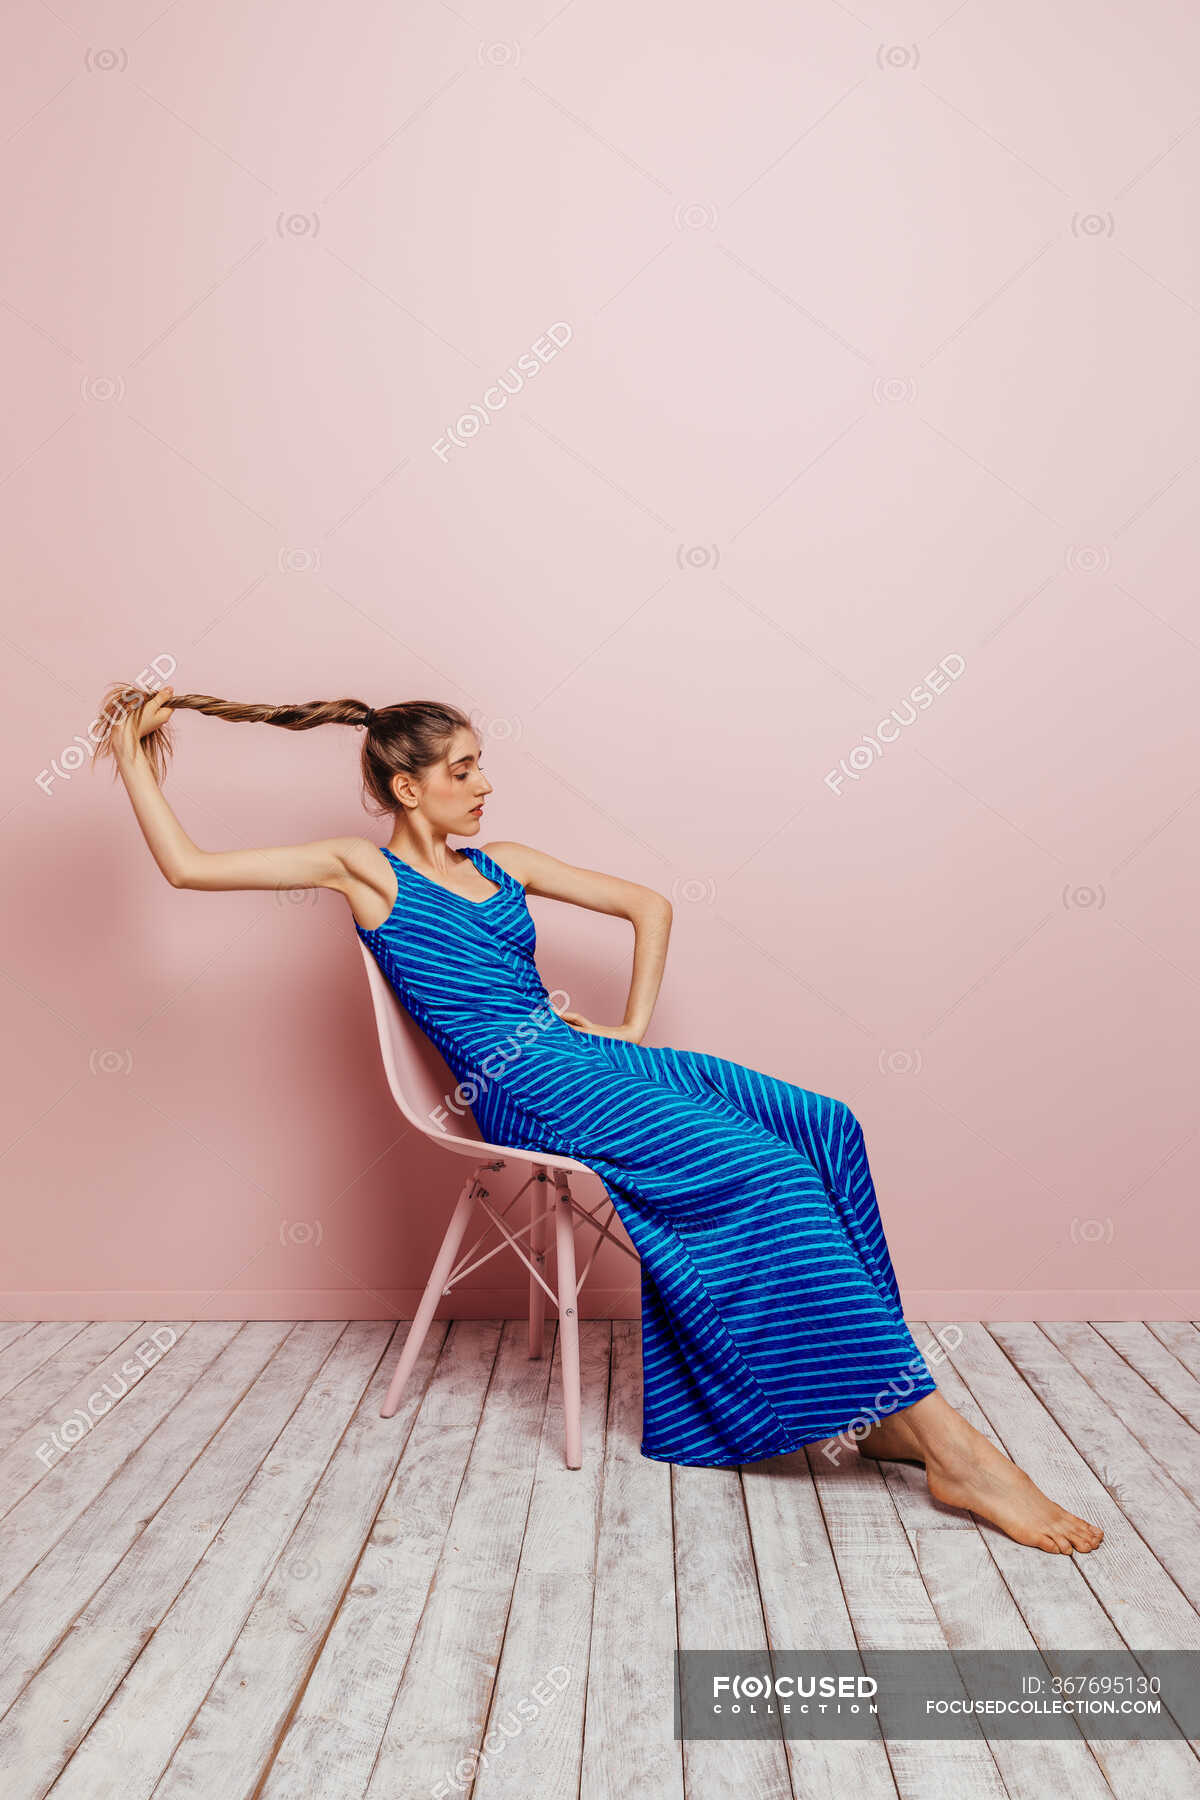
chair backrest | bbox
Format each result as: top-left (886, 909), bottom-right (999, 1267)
top-left (357, 940), bottom-right (588, 1174)
top-left (358, 940), bottom-right (486, 1151)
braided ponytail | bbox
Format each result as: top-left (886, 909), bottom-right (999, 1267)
top-left (92, 682), bottom-right (473, 812)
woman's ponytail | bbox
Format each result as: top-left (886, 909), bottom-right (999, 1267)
top-left (91, 683), bottom-right (474, 812)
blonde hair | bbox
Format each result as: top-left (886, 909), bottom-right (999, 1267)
top-left (92, 684), bottom-right (475, 814)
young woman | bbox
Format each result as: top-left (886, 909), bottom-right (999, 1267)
top-left (98, 682), bottom-right (1102, 1556)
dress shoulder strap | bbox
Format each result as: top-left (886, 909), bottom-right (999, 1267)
top-left (464, 845), bottom-right (519, 892)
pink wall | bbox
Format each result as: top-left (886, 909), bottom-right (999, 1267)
top-left (3, 2), bottom-right (1198, 1322)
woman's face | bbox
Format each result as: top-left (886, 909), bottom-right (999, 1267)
top-left (408, 726), bottom-right (493, 831)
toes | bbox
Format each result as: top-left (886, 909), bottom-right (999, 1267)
top-left (1063, 1514), bottom-right (1103, 1552)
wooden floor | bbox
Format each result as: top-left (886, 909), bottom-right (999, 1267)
top-left (1, 1315), bottom-right (1199, 1798)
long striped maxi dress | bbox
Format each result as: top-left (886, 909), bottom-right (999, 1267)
top-left (357, 842), bottom-right (938, 1468)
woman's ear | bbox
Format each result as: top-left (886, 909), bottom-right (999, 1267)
top-left (390, 774), bottom-right (418, 812)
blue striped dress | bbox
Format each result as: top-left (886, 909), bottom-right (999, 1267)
top-left (358, 842), bottom-right (938, 1467)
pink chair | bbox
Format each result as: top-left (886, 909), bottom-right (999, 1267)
top-left (358, 941), bottom-right (640, 1468)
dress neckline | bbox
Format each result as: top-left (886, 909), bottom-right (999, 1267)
top-left (381, 842), bottom-right (503, 907)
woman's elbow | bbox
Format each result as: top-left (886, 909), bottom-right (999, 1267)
top-left (638, 888), bottom-right (672, 923)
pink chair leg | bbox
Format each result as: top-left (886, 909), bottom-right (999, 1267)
top-left (380, 1166), bottom-right (486, 1419)
top-left (553, 1170), bottom-right (582, 1469)
top-left (529, 1167), bottom-right (548, 1360)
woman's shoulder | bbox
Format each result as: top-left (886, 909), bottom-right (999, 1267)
top-left (337, 835), bottom-right (391, 876)
top-left (332, 837), bottom-right (398, 935)
top-left (479, 840), bottom-right (536, 886)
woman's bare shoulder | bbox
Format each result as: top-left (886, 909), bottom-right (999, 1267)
top-left (335, 835), bottom-right (397, 932)
top-left (481, 842), bottom-right (665, 918)
top-left (337, 834), bottom-right (388, 876)
top-left (480, 839), bottom-right (535, 884)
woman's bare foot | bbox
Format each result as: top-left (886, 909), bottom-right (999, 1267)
top-left (855, 1412), bottom-right (926, 1467)
top-left (905, 1394), bottom-right (1103, 1555)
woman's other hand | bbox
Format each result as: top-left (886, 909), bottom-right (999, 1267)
top-left (557, 1008), bottom-right (644, 1044)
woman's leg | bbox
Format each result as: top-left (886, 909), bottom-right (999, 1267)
top-left (650, 1049), bottom-right (1104, 1553)
top-left (524, 1044), bottom-right (945, 1460)
top-left (654, 1050), bottom-right (931, 1390)
top-left (653, 1052), bottom-right (911, 1310)
top-left (566, 1038), bottom-right (1104, 1550)
top-left (897, 1389), bottom-right (1104, 1555)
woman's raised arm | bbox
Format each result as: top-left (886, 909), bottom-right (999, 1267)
top-left (96, 679), bottom-right (369, 902)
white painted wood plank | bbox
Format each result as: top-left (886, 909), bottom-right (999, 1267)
top-left (1041, 1323), bottom-right (1200, 1498)
top-left (0, 1322), bottom-right (239, 1614)
top-left (0, 1322), bottom-right (345, 1796)
top-left (472, 1323), bottom-right (611, 1800)
top-left (122, 1316), bottom-right (444, 1800)
top-left (0, 1321), bottom-right (193, 1518)
top-left (742, 1445), bottom-right (901, 1797)
top-left (580, 1321), bottom-right (684, 1800)
top-left (257, 1321), bottom-right (491, 1800)
top-left (806, 1443), bottom-right (1009, 1798)
top-left (1144, 1323), bottom-right (1200, 1384)
top-left (905, 1327), bottom-right (1194, 1800)
top-left (674, 1456), bottom-right (793, 1797)
top-left (0, 1324), bottom-right (97, 1403)
top-left (989, 1324), bottom-right (1200, 1619)
top-left (55, 1322), bottom-right (401, 1800)
top-left (0, 1321), bottom-right (292, 1718)
top-left (361, 1320), bottom-right (559, 1797)
top-left (1092, 1323), bottom-right (1200, 1432)
top-left (928, 1324), bottom-right (1200, 1652)
top-left (0, 1322), bottom-right (156, 1455)
top-left (913, 1530), bottom-right (1114, 1798)
top-left (0, 1324), bottom-right (38, 1360)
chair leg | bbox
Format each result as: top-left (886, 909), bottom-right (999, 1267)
top-left (380, 1166), bottom-right (485, 1419)
top-left (552, 1171), bottom-right (582, 1469)
top-left (529, 1167), bottom-right (549, 1360)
